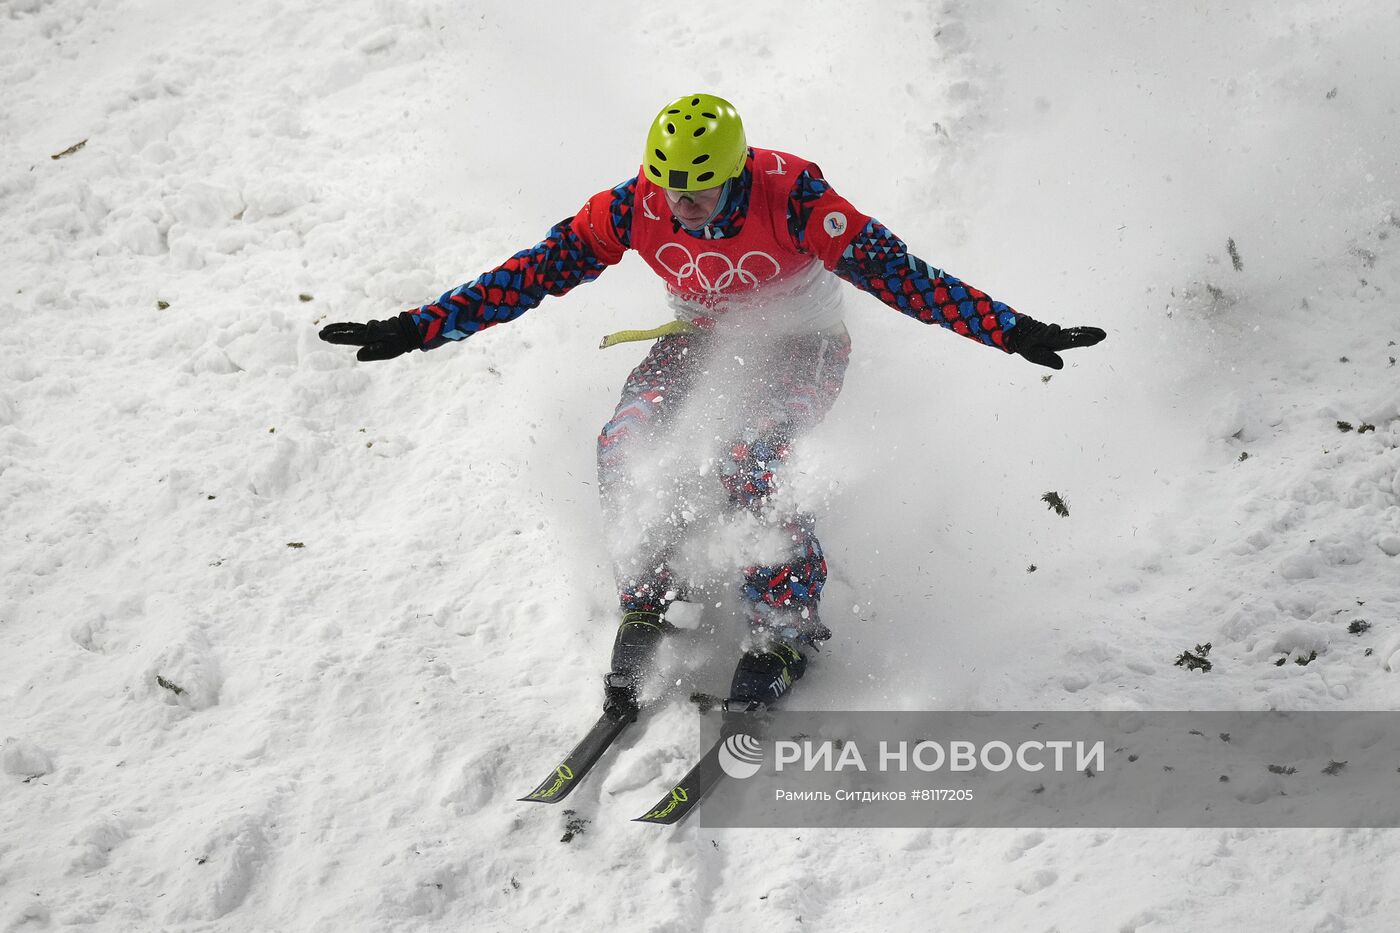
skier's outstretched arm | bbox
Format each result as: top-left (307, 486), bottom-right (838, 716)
top-left (319, 178), bottom-right (637, 362)
top-left (785, 170), bottom-right (1105, 369)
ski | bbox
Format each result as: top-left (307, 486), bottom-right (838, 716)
top-left (632, 738), bottom-right (727, 825)
top-left (633, 711), bottom-right (761, 826)
top-left (636, 639), bottom-right (808, 824)
top-left (519, 616), bottom-right (721, 805)
top-left (519, 711), bottom-right (631, 804)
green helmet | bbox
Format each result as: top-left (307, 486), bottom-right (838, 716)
top-left (643, 93), bottom-right (747, 192)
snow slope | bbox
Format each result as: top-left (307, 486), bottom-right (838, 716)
top-left (2, 0), bottom-right (1398, 930)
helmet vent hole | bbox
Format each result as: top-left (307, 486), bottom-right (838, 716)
top-left (685, 114), bottom-right (692, 120)
top-left (701, 112), bottom-right (716, 119)
top-left (691, 153), bottom-right (710, 165)
top-left (648, 165), bottom-right (662, 178)
top-left (654, 148), bottom-right (667, 162)
top-left (665, 122), bottom-right (675, 134)
top-left (667, 108), bottom-right (680, 114)
top-left (693, 127), bottom-right (706, 137)
top-left (691, 97), bottom-right (700, 106)
top-left (696, 171), bottom-right (715, 183)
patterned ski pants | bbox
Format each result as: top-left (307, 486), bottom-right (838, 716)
top-left (596, 326), bottom-right (851, 633)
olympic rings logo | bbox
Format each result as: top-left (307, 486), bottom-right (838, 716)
top-left (653, 243), bottom-right (782, 296)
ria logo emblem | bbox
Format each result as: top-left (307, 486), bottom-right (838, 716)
top-left (717, 733), bottom-right (764, 780)
top-left (654, 243), bottom-right (782, 296)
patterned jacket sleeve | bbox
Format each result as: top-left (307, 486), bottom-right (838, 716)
top-left (408, 178), bottom-right (636, 349)
top-left (785, 169), bottom-right (1022, 351)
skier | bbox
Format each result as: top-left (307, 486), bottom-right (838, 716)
top-left (319, 93), bottom-right (1105, 720)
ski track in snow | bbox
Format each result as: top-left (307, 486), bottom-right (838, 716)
top-left (2, 0), bottom-right (1399, 930)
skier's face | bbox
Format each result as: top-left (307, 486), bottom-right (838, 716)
top-left (664, 185), bottom-right (724, 229)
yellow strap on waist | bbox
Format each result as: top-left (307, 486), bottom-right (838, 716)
top-left (598, 319), bottom-right (701, 349)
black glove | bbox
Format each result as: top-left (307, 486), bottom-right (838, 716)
top-left (1005, 318), bottom-right (1106, 370)
top-left (318, 311), bottom-right (423, 362)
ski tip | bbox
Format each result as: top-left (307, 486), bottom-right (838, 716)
top-left (632, 786), bottom-right (695, 825)
top-left (519, 781), bottom-right (576, 804)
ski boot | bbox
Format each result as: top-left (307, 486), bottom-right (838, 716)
top-left (728, 606), bottom-right (831, 710)
top-left (728, 639), bottom-right (805, 709)
top-left (602, 610), bottom-right (668, 722)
